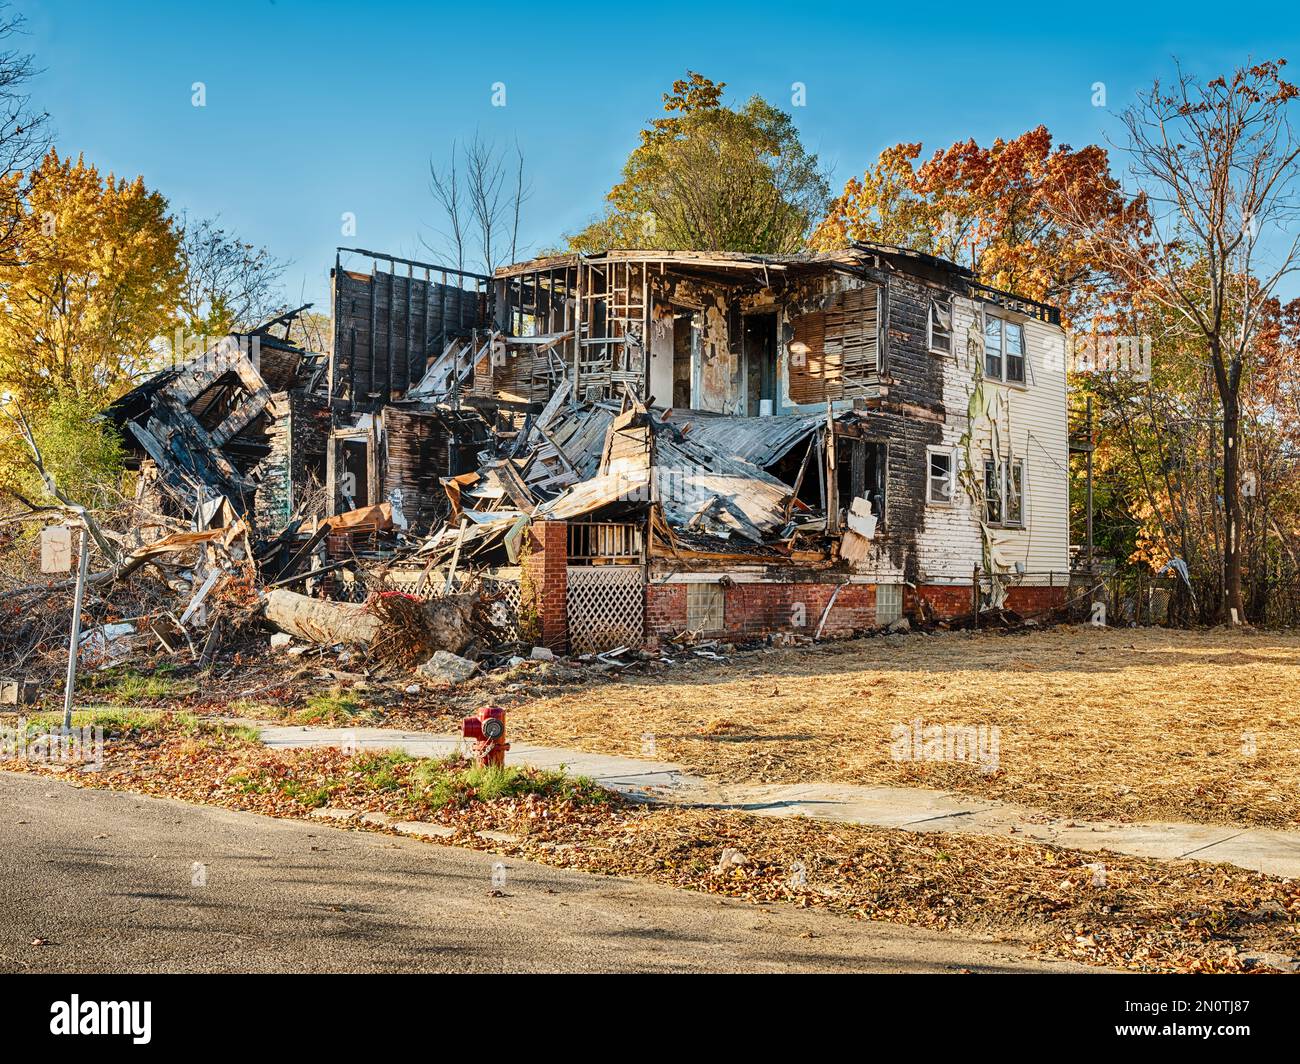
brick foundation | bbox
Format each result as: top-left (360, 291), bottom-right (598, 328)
top-left (646, 580), bottom-right (876, 639)
top-left (522, 520), bottom-right (568, 652)
top-left (643, 579), bottom-right (1069, 640)
top-left (1003, 585), bottom-right (1068, 615)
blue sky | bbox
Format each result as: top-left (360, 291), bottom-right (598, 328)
top-left (18, 0), bottom-right (1300, 306)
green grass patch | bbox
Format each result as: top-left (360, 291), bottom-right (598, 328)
top-left (80, 666), bottom-right (194, 704)
top-left (225, 699), bottom-right (289, 721)
top-left (291, 690), bottom-right (380, 727)
top-left (352, 749), bottom-right (413, 791)
top-left (409, 758), bottom-right (610, 811)
top-left (11, 708), bottom-right (261, 745)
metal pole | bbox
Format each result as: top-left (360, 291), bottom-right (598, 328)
top-left (62, 526), bottom-right (90, 732)
top-left (1085, 396), bottom-right (1094, 572)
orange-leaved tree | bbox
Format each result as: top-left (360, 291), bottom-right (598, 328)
top-left (811, 126), bottom-right (1142, 328)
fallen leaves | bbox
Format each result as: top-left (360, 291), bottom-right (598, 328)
top-left (4, 711), bottom-right (1299, 974)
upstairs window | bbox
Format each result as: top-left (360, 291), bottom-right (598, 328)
top-left (1005, 320), bottom-right (1026, 383)
top-left (928, 297), bottom-right (952, 354)
top-left (983, 313), bottom-right (1027, 384)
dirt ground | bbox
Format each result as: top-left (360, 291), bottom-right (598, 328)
top-left (507, 626), bottom-right (1300, 828)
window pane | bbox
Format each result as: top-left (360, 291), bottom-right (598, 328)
top-left (984, 317), bottom-right (1002, 378)
top-left (876, 583), bottom-right (903, 625)
top-left (984, 459), bottom-right (1002, 523)
top-left (1006, 323), bottom-right (1025, 382)
top-left (929, 451), bottom-right (952, 502)
top-left (1007, 461), bottom-right (1024, 524)
top-left (930, 300), bottom-right (952, 353)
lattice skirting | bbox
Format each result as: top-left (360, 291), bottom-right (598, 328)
top-left (566, 566), bottom-right (644, 654)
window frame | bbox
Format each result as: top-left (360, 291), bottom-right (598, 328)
top-left (980, 310), bottom-right (1028, 386)
top-left (927, 446), bottom-right (957, 506)
top-left (876, 583), bottom-right (904, 626)
top-left (1004, 319), bottom-right (1026, 384)
top-left (982, 455), bottom-right (1027, 528)
top-left (927, 296), bottom-right (953, 356)
top-left (983, 458), bottom-right (1003, 525)
top-left (686, 581), bottom-right (725, 632)
top-left (1006, 457), bottom-right (1025, 527)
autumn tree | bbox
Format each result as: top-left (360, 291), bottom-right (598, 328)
top-left (568, 72), bottom-right (830, 254)
top-left (0, 150), bottom-right (183, 408)
top-left (812, 127), bottom-right (1139, 326)
top-left (1055, 60), bottom-right (1300, 623)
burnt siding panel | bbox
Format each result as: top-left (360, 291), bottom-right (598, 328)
top-left (855, 272), bottom-right (954, 579)
top-left (884, 273), bottom-right (950, 415)
top-left (330, 267), bottom-right (484, 409)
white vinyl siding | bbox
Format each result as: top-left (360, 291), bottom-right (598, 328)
top-left (914, 295), bottom-right (1068, 585)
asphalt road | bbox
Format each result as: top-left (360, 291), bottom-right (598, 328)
top-left (0, 770), bottom-right (1097, 974)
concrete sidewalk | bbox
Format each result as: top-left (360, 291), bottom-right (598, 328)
top-left (258, 723), bottom-right (1300, 880)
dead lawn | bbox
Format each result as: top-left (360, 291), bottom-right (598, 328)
top-left (510, 626), bottom-right (1300, 828)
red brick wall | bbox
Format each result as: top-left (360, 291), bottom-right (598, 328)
top-left (909, 584), bottom-right (973, 619)
top-left (1004, 585), bottom-right (1068, 614)
top-left (523, 519), bottom-right (568, 652)
top-left (627, 577), bottom-right (1067, 647)
top-left (646, 580), bottom-right (876, 639)
top-left (646, 584), bottom-right (686, 633)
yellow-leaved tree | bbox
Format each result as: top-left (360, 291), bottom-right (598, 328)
top-left (0, 150), bottom-right (183, 409)
top-left (0, 151), bottom-right (183, 505)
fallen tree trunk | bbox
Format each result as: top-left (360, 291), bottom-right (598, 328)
top-left (263, 588), bottom-right (383, 647)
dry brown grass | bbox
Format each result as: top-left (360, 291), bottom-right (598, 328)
top-left (509, 626), bottom-right (1300, 827)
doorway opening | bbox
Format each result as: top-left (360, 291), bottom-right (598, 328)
top-left (671, 309), bottom-right (697, 409)
top-left (744, 311), bottom-right (778, 415)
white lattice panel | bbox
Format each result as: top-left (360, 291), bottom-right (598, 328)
top-left (566, 566), bottom-right (644, 654)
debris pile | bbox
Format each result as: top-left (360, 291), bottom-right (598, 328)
top-left (2, 246), bottom-right (1081, 706)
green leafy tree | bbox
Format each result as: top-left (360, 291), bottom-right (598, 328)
top-left (2, 387), bottom-right (124, 510)
top-left (568, 73), bottom-right (829, 253)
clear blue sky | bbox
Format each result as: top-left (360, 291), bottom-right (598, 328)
top-left (19, 0), bottom-right (1300, 306)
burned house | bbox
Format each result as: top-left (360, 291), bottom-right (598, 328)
top-left (109, 240), bottom-right (1071, 655)
top-left (317, 243), bottom-right (1071, 652)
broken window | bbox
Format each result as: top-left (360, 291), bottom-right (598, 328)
top-left (686, 582), bottom-right (725, 632)
top-left (928, 297), bottom-right (952, 354)
top-left (928, 448), bottom-right (955, 504)
top-left (1006, 458), bottom-right (1025, 525)
top-left (836, 434), bottom-right (886, 525)
top-left (787, 284), bottom-right (880, 404)
top-left (984, 458), bottom-right (1002, 525)
top-left (984, 456), bottom-right (1025, 526)
top-left (876, 583), bottom-right (903, 625)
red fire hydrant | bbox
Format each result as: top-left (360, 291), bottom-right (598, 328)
top-left (462, 706), bottom-right (509, 769)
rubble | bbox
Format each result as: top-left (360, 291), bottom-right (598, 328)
top-left (417, 650), bottom-right (478, 685)
top-left (0, 244), bottom-right (1081, 703)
